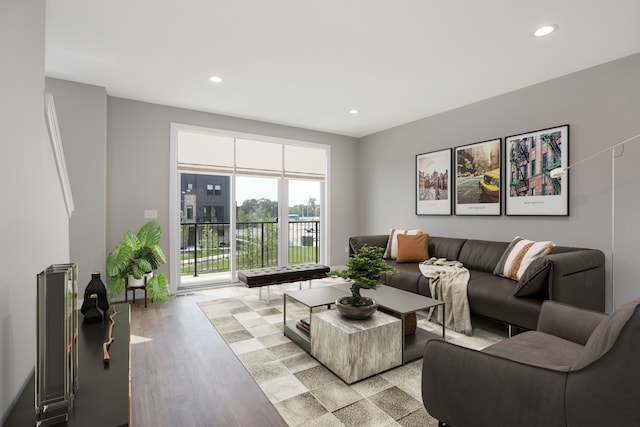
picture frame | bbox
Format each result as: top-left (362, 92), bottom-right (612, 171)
top-left (416, 148), bottom-right (452, 215)
top-left (504, 125), bottom-right (569, 216)
top-left (454, 138), bottom-right (502, 215)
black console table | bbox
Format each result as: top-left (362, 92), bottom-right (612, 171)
top-left (4, 303), bottom-right (130, 427)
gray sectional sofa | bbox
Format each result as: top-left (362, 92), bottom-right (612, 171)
top-left (349, 234), bottom-right (606, 331)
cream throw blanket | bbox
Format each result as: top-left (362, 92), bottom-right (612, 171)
top-left (419, 257), bottom-right (472, 335)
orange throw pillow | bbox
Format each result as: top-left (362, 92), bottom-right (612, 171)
top-left (396, 233), bottom-right (429, 263)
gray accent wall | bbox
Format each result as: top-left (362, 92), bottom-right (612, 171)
top-left (106, 97), bottom-right (359, 295)
top-left (1, 0), bottom-right (70, 422)
top-left (358, 53), bottom-right (640, 311)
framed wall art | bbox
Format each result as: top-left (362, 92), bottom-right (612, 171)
top-left (454, 138), bottom-right (501, 215)
top-left (416, 148), bottom-right (452, 215)
top-left (504, 124), bottom-right (569, 216)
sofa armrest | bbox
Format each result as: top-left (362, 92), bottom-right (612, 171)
top-left (537, 300), bottom-right (607, 345)
top-left (348, 235), bottom-right (389, 256)
top-left (422, 340), bottom-right (567, 427)
top-left (545, 249), bottom-right (605, 312)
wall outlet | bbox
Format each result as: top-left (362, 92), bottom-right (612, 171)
top-left (144, 210), bottom-right (158, 219)
top-left (344, 245), bottom-right (349, 253)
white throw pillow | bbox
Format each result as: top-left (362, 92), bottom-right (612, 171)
top-left (383, 228), bottom-right (423, 259)
top-left (494, 236), bottom-right (555, 280)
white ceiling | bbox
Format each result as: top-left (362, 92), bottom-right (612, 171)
top-left (45, 1), bottom-right (640, 138)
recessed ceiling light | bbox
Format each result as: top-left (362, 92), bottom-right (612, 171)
top-left (534, 25), bottom-right (557, 37)
top-left (349, 109), bottom-right (360, 115)
top-left (209, 75), bottom-right (223, 83)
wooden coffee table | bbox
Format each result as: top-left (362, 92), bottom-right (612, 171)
top-left (311, 309), bottom-right (402, 384)
top-left (284, 284), bottom-right (444, 365)
top-left (333, 283), bottom-right (445, 363)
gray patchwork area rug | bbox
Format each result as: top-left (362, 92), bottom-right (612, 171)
top-left (198, 293), bottom-right (504, 427)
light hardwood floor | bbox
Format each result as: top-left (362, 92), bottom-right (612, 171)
top-left (129, 287), bottom-right (287, 427)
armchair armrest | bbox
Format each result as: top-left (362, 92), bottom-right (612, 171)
top-left (537, 300), bottom-right (607, 345)
top-left (422, 340), bottom-right (567, 427)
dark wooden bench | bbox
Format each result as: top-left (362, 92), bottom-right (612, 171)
top-left (238, 264), bottom-right (330, 302)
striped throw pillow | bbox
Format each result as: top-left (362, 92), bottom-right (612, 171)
top-left (494, 236), bottom-right (555, 280)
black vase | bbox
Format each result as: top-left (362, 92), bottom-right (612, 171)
top-left (81, 272), bottom-right (110, 317)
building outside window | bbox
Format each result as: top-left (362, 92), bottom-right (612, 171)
top-left (531, 159), bottom-right (536, 175)
top-left (214, 184), bottom-right (221, 196)
top-left (207, 184), bottom-right (214, 195)
top-left (187, 205), bottom-right (193, 220)
top-left (203, 206), bottom-right (214, 222)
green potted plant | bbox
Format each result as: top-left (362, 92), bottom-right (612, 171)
top-left (328, 245), bottom-right (397, 319)
top-left (106, 220), bottom-right (170, 303)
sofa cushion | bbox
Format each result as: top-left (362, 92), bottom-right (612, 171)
top-left (428, 236), bottom-right (467, 261)
top-left (396, 233), bottom-right (429, 263)
top-left (467, 271), bottom-right (544, 330)
top-left (514, 257), bottom-right (551, 297)
top-left (494, 236), bottom-right (555, 280)
top-left (458, 239), bottom-right (509, 272)
top-left (382, 260), bottom-right (421, 294)
top-left (384, 229), bottom-right (423, 259)
top-left (349, 235), bottom-right (389, 254)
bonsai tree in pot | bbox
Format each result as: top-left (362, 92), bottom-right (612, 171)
top-left (328, 245), bottom-right (397, 319)
top-left (106, 220), bottom-right (170, 303)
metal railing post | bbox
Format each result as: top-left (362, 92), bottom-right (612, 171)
top-left (193, 223), bottom-right (198, 277)
top-left (261, 222), bottom-right (265, 268)
top-left (315, 221), bottom-right (319, 263)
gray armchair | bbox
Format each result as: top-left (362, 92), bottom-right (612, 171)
top-left (421, 298), bottom-right (640, 427)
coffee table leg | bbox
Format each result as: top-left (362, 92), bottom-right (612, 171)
top-left (401, 313), bottom-right (406, 364)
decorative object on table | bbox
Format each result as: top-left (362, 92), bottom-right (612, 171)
top-left (504, 124), bottom-right (569, 216)
top-left (35, 263), bottom-right (78, 426)
top-left (454, 138), bottom-right (502, 215)
top-left (82, 294), bottom-right (104, 324)
top-left (416, 148), bottom-right (452, 215)
top-left (106, 220), bottom-right (170, 303)
top-left (296, 317), bottom-right (311, 333)
top-left (81, 271), bottom-right (110, 323)
top-left (103, 308), bottom-right (120, 364)
top-left (548, 130), bottom-right (640, 310)
top-left (328, 245), bottom-right (397, 319)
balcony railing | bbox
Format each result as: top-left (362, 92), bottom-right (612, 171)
top-left (180, 220), bottom-right (321, 277)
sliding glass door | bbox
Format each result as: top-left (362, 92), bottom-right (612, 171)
top-left (172, 125), bottom-right (327, 289)
top-left (179, 172), bottom-right (232, 285)
top-left (288, 179), bottom-right (321, 265)
top-left (236, 176), bottom-right (279, 270)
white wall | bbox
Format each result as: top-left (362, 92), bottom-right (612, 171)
top-left (0, 0), bottom-right (70, 422)
top-left (106, 97), bottom-right (359, 295)
top-left (45, 78), bottom-right (107, 297)
top-left (358, 53), bottom-right (640, 311)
